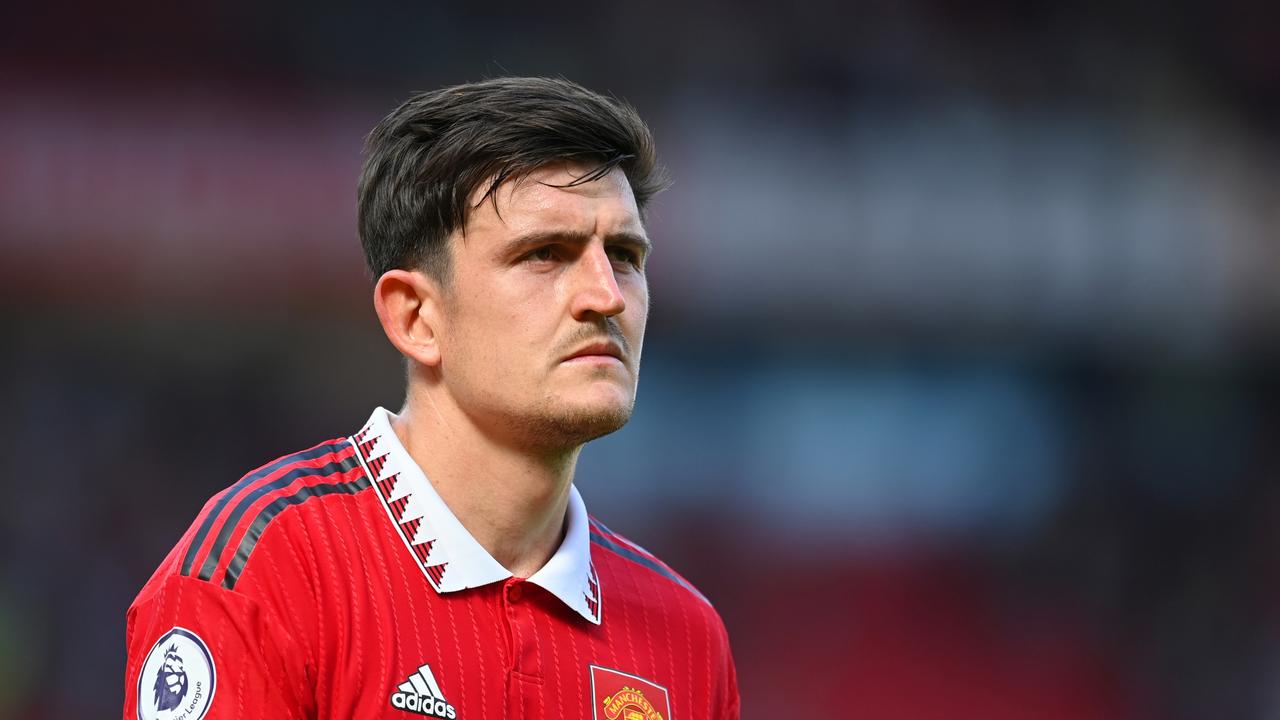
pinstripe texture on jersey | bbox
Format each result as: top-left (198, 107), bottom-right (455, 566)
top-left (127, 426), bottom-right (739, 719)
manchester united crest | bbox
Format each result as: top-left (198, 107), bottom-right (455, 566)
top-left (590, 665), bottom-right (671, 720)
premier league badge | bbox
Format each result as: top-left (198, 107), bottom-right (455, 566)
top-left (136, 627), bottom-right (216, 720)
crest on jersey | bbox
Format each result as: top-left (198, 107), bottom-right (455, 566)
top-left (136, 627), bottom-right (216, 720)
top-left (590, 665), bottom-right (671, 720)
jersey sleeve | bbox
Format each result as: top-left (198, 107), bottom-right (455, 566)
top-left (123, 573), bottom-right (314, 720)
top-left (714, 612), bottom-right (741, 720)
top-left (718, 650), bottom-right (741, 719)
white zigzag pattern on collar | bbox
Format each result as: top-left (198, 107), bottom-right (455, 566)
top-left (355, 420), bottom-right (451, 587)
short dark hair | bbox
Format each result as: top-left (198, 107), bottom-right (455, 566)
top-left (357, 77), bottom-right (667, 282)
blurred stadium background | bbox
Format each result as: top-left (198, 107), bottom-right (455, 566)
top-left (3, 2), bottom-right (1279, 718)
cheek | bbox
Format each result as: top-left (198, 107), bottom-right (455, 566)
top-left (451, 295), bottom-right (544, 374)
top-left (625, 282), bottom-right (650, 332)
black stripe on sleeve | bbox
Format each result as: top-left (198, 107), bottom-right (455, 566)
top-left (221, 473), bottom-right (372, 590)
top-left (180, 441), bottom-right (350, 577)
top-left (588, 522), bottom-right (711, 606)
top-left (195, 451), bottom-right (362, 582)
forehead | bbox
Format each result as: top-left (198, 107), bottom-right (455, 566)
top-left (463, 163), bottom-right (645, 241)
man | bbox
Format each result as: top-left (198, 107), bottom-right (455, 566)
top-left (123, 77), bottom-right (740, 720)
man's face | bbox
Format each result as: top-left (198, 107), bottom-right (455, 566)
top-left (433, 163), bottom-right (650, 450)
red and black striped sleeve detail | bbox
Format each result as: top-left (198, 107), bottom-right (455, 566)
top-left (221, 467), bottom-right (371, 590)
top-left (178, 439), bottom-right (369, 588)
top-left (588, 517), bottom-right (712, 606)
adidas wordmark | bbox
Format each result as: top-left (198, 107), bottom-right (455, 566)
top-left (389, 664), bottom-right (457, 718)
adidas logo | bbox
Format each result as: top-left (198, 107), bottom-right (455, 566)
top-left (389, 664), bottom-right (457, 718)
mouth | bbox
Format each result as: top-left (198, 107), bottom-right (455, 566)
top-left (562, 340), bottom-right (625, 365)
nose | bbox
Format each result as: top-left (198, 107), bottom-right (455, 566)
top-left (569, 242), bottom-right (626, 320)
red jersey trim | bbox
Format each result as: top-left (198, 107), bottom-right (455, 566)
top-left (220, 468), bottom-right (372, 589)
top-left (179, 440), bottom-right (350, 577)
top-left (349, 422), bottom-right (455, 593)
top-left (178, 439), bottom-right (362, 585)
top-left (588, 517), bottom-right (712, 607)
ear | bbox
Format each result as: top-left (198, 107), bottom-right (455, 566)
top-left (373, 269), bottom-right (445, 367)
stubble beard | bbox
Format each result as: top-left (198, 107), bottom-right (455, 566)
top-left (511, 391), bottom-right (636, 452)
top-left (448, 360), bottom-right (639, 455)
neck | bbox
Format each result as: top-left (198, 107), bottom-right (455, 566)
top-left (390, 385), bottom-right (581, 579)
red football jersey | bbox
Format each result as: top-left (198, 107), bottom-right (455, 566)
top-left (124, 408), bottom-right (739, 720)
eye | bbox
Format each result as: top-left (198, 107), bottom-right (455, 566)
top-left (607, 246), bottom-right (641, 268)
top-left (524, 246), bottom-right (556, 263)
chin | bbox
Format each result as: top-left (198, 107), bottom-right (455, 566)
top-left (523, 396), bottom-right (635, 448)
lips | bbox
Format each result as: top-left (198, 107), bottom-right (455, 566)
top-left (563, 341), bottom-right (625, 363)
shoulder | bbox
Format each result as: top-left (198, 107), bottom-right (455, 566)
top-left (587, 515), bottom-right (716, 610)
top-left (136, 436), bottom-right (370, 603)
top-left (588, 515), bottom-right (736, 677)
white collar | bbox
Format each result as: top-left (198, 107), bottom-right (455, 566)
top-left (350, 407), bottom-right (601, 625)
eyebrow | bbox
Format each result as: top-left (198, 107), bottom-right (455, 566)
top-left (504, 229), bottom-right (652, 256)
